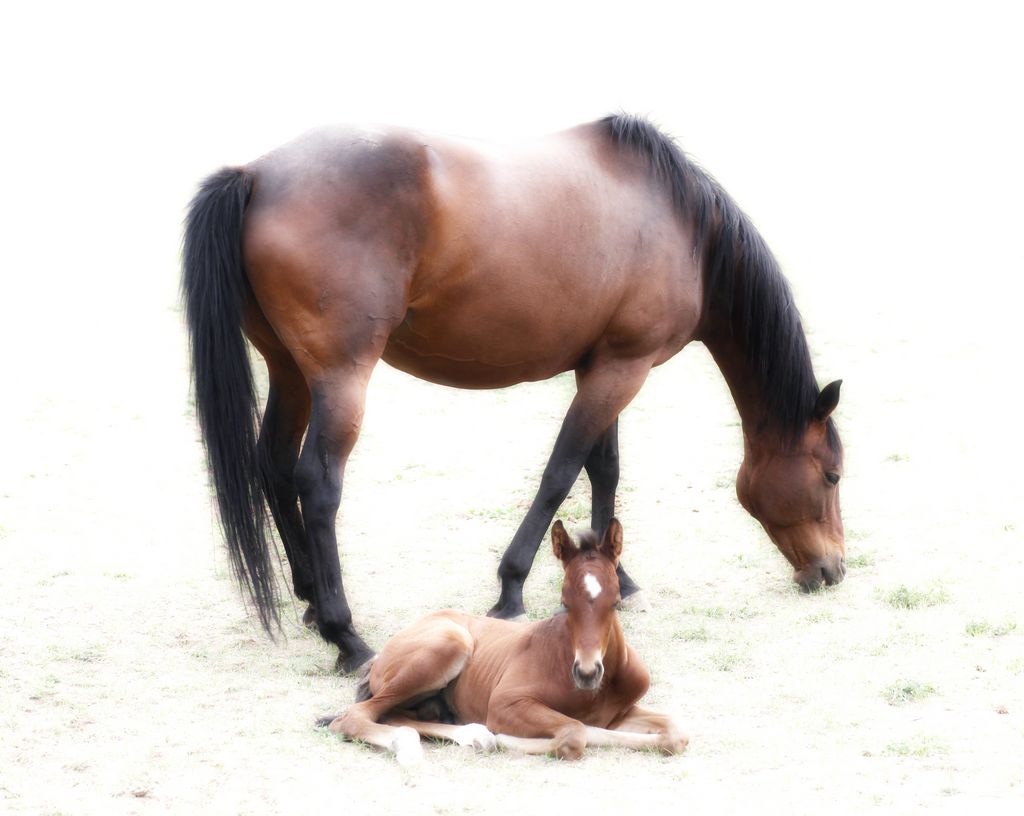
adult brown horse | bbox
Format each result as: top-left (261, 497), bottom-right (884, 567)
top-left (318, 519), bottom-right (688, 765)
top-left (183, 114), bottom-right (844, 672)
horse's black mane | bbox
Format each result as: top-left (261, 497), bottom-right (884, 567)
top-left (600, 114), bottom-right (840, 455)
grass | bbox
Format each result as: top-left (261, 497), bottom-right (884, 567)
top-left (466, 505), bottom-right (524, 521)
top-left (882, 680), bottom-right (936, 706)
top-left (673, 625), bottom-right (710, 642)
top-left (845, 552), bottom-right (875, 569)
top-left (965, 620), bottom-right (1016, 637)
top-left (882, 585), bottom-right (949, 609)
top-left (883, 735), bottom-right (948, 758)
top-left (708, 649), bottom-right (744, 672)
top-left (680, 604), bottom-right (759, 620)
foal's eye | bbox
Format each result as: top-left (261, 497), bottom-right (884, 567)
top-left (825, 472), bottom-right (841, 486)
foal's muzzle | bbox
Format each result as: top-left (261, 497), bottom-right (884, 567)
top-left (572, 658), bottom-right (604, 690)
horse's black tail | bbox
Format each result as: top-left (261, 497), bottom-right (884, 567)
top-left (182, 167), bottom-right (279, 635)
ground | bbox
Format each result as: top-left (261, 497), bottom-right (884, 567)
top-left (2, 216), bottom-right (1023, 815)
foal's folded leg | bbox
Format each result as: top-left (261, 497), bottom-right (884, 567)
top-left (383, 714), bottom-right (498, 753)
top-left (487, 696), bottom-right (589, 760)
top-left (606, 705), bottom-right (689, 754)
top-left (324, 702), bottom-right (424, 767)
top-left (321, 615), bottom-right (475, 766)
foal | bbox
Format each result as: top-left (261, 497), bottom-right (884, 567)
top-left (320, 519), bottom-right (688, 765)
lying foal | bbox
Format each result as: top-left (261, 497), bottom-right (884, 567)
top-left (320, 519), bottom-right (688, 765)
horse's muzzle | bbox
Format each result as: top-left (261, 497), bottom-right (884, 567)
top-left (572, 659), bottom-right (604, 690)
top-left (794, 554), bottom-right (847, 591)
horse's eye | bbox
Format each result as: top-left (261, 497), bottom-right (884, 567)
top-left (825, 472), bottom-right (840, 486)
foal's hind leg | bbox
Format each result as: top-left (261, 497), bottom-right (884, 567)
top-left (323, 616), bottom-right (475, 765)
top-left (582, 418), bottom-right (645, 608)
top-left (381, 716), bottom-right (498, 753)
top-left (490, 357), bottom-right (654, 619)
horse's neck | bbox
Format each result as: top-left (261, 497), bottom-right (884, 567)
top-left (701, 328), bottom-right (770, 444)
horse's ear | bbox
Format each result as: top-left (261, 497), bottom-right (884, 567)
top-left (814, 380), bottom-right (842, 421)
top-left (598, 518), bottom-right (623, 565)
top-left (552, 520), bottom-right (579, 565)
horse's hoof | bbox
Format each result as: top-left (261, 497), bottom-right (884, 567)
top-left (617, 590), bottom-right (651, 613)
top-left (452, 723), bottom-right (498, 752)
top-left (336, 648), bottom-right (375, 675)
top-left (660, 731), bottom-right (690, 755)
top-left (391, 726), bottom-right (424, 767)
top-left (487, 602), bottom-right (527, 621)
top-left (302, 604), bottom-right (318, 629)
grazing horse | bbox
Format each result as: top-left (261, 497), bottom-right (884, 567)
top-left (319, 519), bottom-right (688, 765)
top-left (183, 114), bottom-right (845, 672)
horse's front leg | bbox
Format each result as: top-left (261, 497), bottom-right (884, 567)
top-left (489, 357), bottom-right (654, 620)
top-left (594, 705), bottom-right (689, 754)
top-left (582, 418), bottom-right (645, 609)
top-left (486, 696), bottom-right (590, 760)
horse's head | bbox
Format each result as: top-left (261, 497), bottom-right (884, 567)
top-left (552, 518), bottom-right (623, 691)
top-left (736, 380), bottom-right (846, 591)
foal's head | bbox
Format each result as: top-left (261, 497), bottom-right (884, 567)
top-left (552, 518), bottom-right (623, 691)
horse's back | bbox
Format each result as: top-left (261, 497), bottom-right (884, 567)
top-left (240, 122), bottom-right (704, 387)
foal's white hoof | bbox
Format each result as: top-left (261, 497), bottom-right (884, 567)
top-left (453, 723), bottom-right (498, 752)
top-left (391, 727), bottom-right (424, 767)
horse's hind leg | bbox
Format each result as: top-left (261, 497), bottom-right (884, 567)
top-left (245, 306), bottom-right (316, 615)
top-left (259, 356), bottom-right (315, 615)
top-left (490, 357), bottom-right (653, 619)
top-left (294, 376), bottom-right (377, 672)
top-left (582, 418), bottom-right (644, 607)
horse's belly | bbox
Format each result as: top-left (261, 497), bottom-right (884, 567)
top-left (381, 344), bottom-right (568, 389)
top-left (381, 305), bottom-right (587, 389)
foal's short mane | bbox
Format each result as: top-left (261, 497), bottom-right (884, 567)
top-left (576, 530), bottom-right (599, 552)
top-left (600, 114), bottom-right (840, 455)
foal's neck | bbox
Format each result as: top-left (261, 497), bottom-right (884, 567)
top-left (601, 614), bottom-right (628, 676)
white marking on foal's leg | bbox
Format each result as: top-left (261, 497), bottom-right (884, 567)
top-left (583, 573), bottom-right (602, 599)
top-left (390, 726), bottom-right (424, 767)
top-left (452, 723), bottom-right (498, 752)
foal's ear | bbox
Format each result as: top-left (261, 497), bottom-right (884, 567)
top-left (552, 520), bottom-right (579, 565)
top-left (814, 380), bottom-right (843, 421)
top-left (598, 518), bottom-right (623, 565)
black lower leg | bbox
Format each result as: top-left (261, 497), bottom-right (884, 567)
top-left (259, 386), bottom-right (315, 604)
top-left (490, 430), bottom-right (593, 619)
top-left (491, 359), bottom-right (653, 619)
top-left (584, 419), bottom-right (641, 599)
top-left (295, 392), bottom-right (374, 673)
